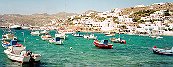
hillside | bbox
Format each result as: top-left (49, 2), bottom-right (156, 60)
top-left (121, 2), bottom-right (173, 15)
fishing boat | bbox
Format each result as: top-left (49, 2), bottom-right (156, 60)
top-left (41, 34), bottom-right (52, 40)
top-left (110, 38), bottom-right (126, 44)
top-left (83, 34), bottom-right (97, 39)
top-left (4, 46), bottom-right (41, 63)
top-left (93, 40), bottom-right (113, 49)
top-left (55, 33), bottom-right (66, 39)
top-left (72, 33), bottom-right (83, 37)
top-left (49, 37), bottom-right (63, 45)
top-left (40, 30), bottom-right (48, 35)
top-left (105, 33), bottom-right (115, 36)
top-left (156, 36), bottom-right (163, 39)
top-left (2, 33), bottom-right (17, 41)
top-left (58, 29), bottom-right (75, 34)
top-left (10, 25), bottom-right (22, 30)
top-left (2, 40), bottom-right (23, 48)
top-left (30, 31), bottom-right (40, 36)
top-left (152, 46), bottom-right (173, 55)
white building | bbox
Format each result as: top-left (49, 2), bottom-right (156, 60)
top-left (118, 15), bottom-right (133, 23)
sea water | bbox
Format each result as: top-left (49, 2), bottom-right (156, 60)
top-left (0, 28), bottom-right (173, 67)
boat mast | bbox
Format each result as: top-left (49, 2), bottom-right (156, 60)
top-left (22, 32), bottom-right (25, 43)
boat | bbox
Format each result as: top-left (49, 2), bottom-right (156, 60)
top-left (49, 37), bottom-right (63, 45)
top-left (10, 25), bottom-right (22, 30)
top-left (72, 33), bottom-right (83, 37)
top-left (58, 29), bottom-right (76, 34)
top-left (93, 40), bottom-right (113, 49)
top-left (83, 34), bottom-right (97, 39)
top-left (55, 33), bottom-right (66, 39)
top-left (41, 34), bottom-right (52, 40)
top-left (110, 38), bottom-right (126, 44)
top-left (156, 36), bottom-right (163, 39)
top-left (149, 35), bottom-right (157, 38)
top-left (152, 46), bottom-right (173, 55)
top-left (40, 30), bottom-right (49, 35)
top-left (30, 31), bottom-right (40, 36)
top-left (22, 26), bottom-right (30, 30)
top-left (2, 33), bottom-right (17, 41)
top-left (105, 33), bottom-right (115, 36)
top-left (103, 32), bottom-right (111, 35)
top-left (2, 40), bottom-right (23, 48)
top-left (4, 46), bottom-right (41, 63)
top-left (104, 32), bottom-right (115, 36)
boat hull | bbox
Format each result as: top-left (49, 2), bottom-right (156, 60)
top-left (152, 48), bottom-right (173, 55)
top-left (93, 41), bottom-right (113, 49)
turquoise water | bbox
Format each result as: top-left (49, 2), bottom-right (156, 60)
top-left (1, 29), bottom-right (173, 67)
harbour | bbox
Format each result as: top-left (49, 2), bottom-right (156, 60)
top-left (1, 29), bottom-right (173, 66)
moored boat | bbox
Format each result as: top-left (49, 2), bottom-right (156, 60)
top-left (93, 40), bottom-right (113, 49)
top-left (49, 37), bottom-right (63, 45)
top-left (110, 38), bottom-right (126, 44)
top-left (58, 29), bottom-right (75, 34)
top-left (2, 40), bottom-right (22, 48)
top-left (30, 31), bottom-right (40, 36)
top-left (41, 34), bottom-right (52, 40)
top-left (72, 33), bottom-right (83, 37)
top-left (10, 25), bottom-right (22, 30)
top-left (152, 46), bottom-right (173, 55)
top-left (105, 33), bottom-right (115, 36)
top-left (83, 34), bottom-right (97, 39)
top-left (4, 46), bottom-right (41, 63)
top-left (40, 30), bottom-right (49, 35)
top-left (2, 33), bottom-right (17, 41)
top-left (55, 33), bottom-right (66, 39)
top-left (156, 36), bottom-right (163, 39)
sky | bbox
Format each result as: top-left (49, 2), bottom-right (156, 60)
top-left (0, 0), bottom-right (173, 15)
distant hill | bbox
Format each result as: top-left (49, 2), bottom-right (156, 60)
top-left (83, 10), bottom-right (100, 14)
top-left (52, 12), bottom-right (78, 19)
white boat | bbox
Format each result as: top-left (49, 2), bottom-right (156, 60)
top-left (55, 33), bottom-right (66, 39)
top-left (149, 35), bottom-right (157, 38)
top-left (83, 34), bottom-right (97, 39)
top-left (72, 33), bottom-right (83, 37)
top-left (41, 34), bottom-right (52, 40)
top-left (4, 46), bottom-right (41, 63)
top-left (156, 36), bottom-right (163, 39)
top-left (22, 26), bottom-right (30, 30)
top-left (30, 31), bottom-right (40, 36)
top-left (49, 37), bottom-right (63, 45)
top-left (10, 25), bottom-right (22, 30)
top-left (40, 30), bottom-right (48, 35)
top-left (58, 29), bottom-right (76, 34)
top-left (105, 34), bottom-right (115, 36)
top-left (103, 32), bottom-right (111, 35)
top-left (2, 33), bottom-right (17, 41)
top-left (110, 38), bottom-right (126, 44)
top-left (152, 46), bottom-right (173, 55)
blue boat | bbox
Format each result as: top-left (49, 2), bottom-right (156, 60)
top-left (2, 40), bottom-right (23, 48)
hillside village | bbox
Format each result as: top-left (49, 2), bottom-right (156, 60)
top-left (67, 2), bottom-right (173, 35)
top-left (1, 2), bottom-right (173, 35)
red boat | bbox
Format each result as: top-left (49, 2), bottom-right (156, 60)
top-left (93, 40), bottom-right (113, 49)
